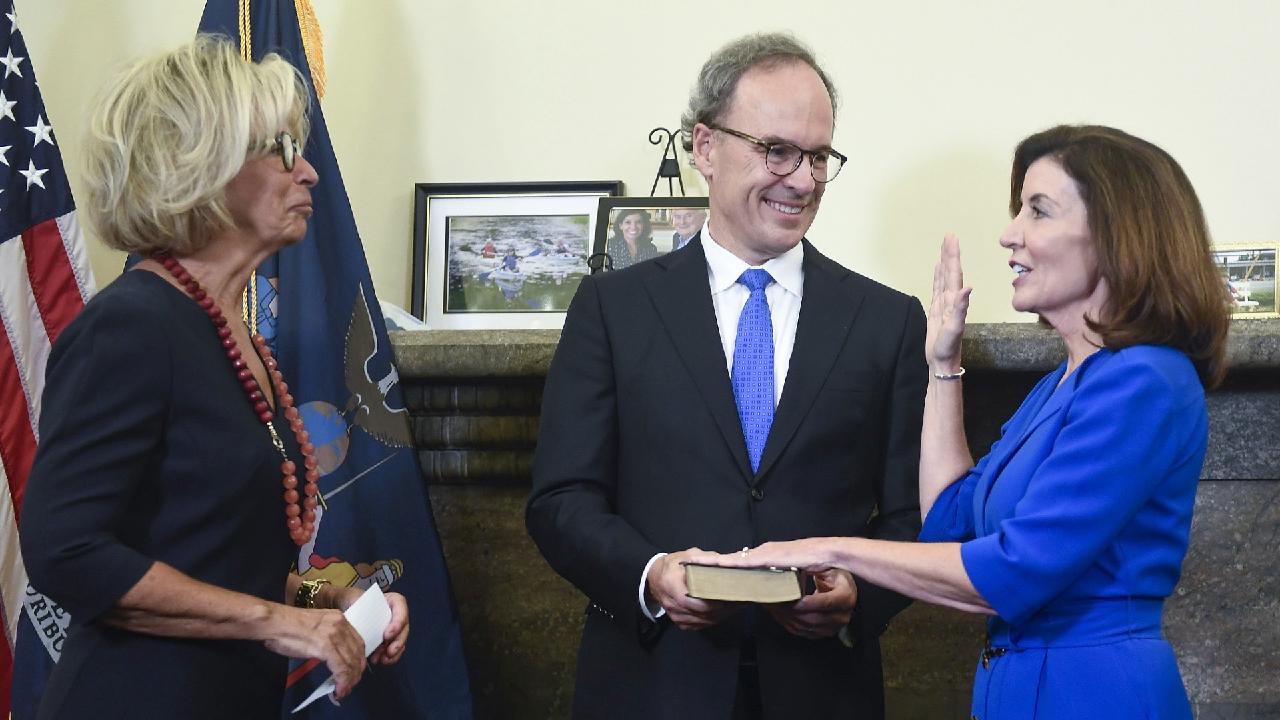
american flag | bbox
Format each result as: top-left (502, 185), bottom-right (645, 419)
top-left (0, 2), bottom-right (95, 715)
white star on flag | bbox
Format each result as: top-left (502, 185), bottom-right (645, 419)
top-left (0, 145), bottom-right (10, 166)
top-left (0, 89), bottom-right (14, 121)
top-left (26, 115), bottom-right (53, 146)
top-left (0, 47), bottom-right (22, 78)
top-left (5, 11), bottom-right (17, 34)
top-left (19, 158), bottom-right (46, 189)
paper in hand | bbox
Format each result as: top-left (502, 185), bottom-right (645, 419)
top-left (291, 584), bottom-right (393, 713)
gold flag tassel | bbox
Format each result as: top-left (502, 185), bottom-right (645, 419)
top-left (295, 0), bottom-right (326, 101)
top-left (238, 0), bottom-right (252, 61)
top-left (240, 0), bottom-right (256, 330)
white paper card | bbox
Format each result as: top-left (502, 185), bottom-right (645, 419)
top-left (291, 584), bottom-right (393, 713)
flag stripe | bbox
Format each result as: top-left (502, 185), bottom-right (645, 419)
top-left (22, 218), bottom-right (85, 346)
top-left (0, 233), bottom-right (49, 440)
top-left (0, 465), bottom-right (26, 645)
top-left (0, 236), bottom-right (50, 443)
top-left (284, 658), bottom-right (322, 688)
top-left (0, 330), bottom-right (37, 525)
top-left (0, 235), bottom-right (42, 523)
top-left (54, 213), bottom-right (94, 305)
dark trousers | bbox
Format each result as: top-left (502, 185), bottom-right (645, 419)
top-left (731, 640), bottom-right (762, 720)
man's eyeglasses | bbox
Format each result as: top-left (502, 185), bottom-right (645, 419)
top-left (268, 131), bottom-right (301, 172)
top-left (707, 124), bottom-right (846, 183)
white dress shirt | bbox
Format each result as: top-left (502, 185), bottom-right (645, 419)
top-left (638, 222), bottom-right (806, 619)
top-left (702, 222), bottom-right (804, 407)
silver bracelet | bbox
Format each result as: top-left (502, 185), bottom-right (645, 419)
top-left (932, 367), bottom-right (966, 380)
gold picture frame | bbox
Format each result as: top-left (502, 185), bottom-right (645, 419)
top-left (1211, 243), bottom-right (1278, 319)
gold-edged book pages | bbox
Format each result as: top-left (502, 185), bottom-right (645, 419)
top-left (683, 563), bottom-right (802, 603)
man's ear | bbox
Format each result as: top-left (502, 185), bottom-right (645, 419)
top-left (690, 123), bottom-right (715, 181)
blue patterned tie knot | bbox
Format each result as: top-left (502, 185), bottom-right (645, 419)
top-left (738, 268), bottom-right (773, 294)
top-left (732, 269), bottom-right (775, 473)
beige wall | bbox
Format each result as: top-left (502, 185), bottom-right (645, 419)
top-left (21, 0), bottom-right (1280, 323)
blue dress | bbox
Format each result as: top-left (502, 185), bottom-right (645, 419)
top-left (920, 345), bottom-right (1203, 720)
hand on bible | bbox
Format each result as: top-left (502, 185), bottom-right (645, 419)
top-left (765, 568), bottom-right (856, 639)
top-left (647, 548), bottom-right (736, 630)
top-left (687, 540), bottom-right (853, 639)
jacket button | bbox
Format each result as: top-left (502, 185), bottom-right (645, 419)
top-left (750, 487), bottom-right (764, 501)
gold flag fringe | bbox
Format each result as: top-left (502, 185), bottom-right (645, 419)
top-left (235, 0), bottom-right (325, 102)
top-left (294, 0), bottom-right (326, 101)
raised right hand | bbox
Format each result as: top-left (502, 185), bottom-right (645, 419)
top-left (647, 548), bottom-right (735, 630)
top-left (264, 606), bottom-right (368, 699)
top-left (926, 235), bottom-right (973, 372)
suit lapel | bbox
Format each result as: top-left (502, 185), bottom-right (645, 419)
top-left (644, 235), bottom-right (753, 479)
top-left (754, 241), bottom-right (863, 481)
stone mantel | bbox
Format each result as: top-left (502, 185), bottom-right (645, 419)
top-left (391, 329), bottom-right (562, 378)
top-left (390, 318), bottom-right (1280, 377)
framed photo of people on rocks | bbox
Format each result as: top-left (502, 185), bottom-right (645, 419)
top-left (411, 181), bottom-right (624, 328)
top-left (1211, 243), bottom-right (1278, 319)
top-left (591, 197), bottom-right (710, 273)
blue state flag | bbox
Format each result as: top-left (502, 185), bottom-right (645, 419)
top-left (196, 2), bottom-right (473, 717)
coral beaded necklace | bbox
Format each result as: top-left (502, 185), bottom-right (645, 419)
top-left (154, 252), bottom-right (320, 546)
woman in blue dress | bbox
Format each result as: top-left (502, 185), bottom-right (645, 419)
top-left (699, 124), bottom-right (1229, 719)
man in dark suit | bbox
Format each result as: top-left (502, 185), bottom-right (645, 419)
top-left (526, 32), bottom-right (926, 720)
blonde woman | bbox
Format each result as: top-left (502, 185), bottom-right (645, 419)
top-left (21, 36), bottom-right (408, 719)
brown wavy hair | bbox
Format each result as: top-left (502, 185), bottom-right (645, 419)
top-left (1010, 125), bottom-right (1229, 388)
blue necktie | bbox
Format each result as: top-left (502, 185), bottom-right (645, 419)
top-left (732, 269), bottom-right (775, 473)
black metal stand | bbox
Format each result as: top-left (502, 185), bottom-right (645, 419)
top-left (648, 127), bottom-right (685, 197)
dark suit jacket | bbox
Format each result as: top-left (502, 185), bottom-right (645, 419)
top-left (526, 236), bottom-right (926, 719)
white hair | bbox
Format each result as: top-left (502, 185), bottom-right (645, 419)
top-left (81, 34), bottom-right (310, 255)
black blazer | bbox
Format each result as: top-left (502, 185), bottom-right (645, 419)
top-left (526, 236), bottom-right (926, 719)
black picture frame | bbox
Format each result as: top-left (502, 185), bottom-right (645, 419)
top-left (591, 196), bottom-right (710, 273)
top-left (411, 181), bottom-right (623, 326)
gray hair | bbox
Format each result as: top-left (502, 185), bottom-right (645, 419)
top-left (82, 34), bottom-right (310, 255)
top-left (680, 33), bottom-right (838, 154)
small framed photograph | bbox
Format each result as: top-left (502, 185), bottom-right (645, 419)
top-left (592, 197), bottom-right (710, 272)
top-left (1211, 244), bottom-right (1278, 319)
top-left (412, 181), bottom-right (623, 327)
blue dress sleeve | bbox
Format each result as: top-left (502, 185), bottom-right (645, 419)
top-left (959, 351), bottom-right (1205, 626)
top-left (918, 460), bottom-right (985, 542)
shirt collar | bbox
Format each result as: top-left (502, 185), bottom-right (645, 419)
top-left (701, 221), bottom-right (804, 297)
